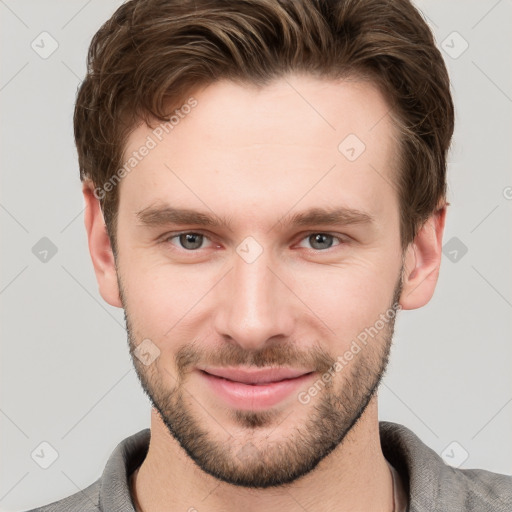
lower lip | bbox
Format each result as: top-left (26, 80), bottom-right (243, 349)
top-left (197, 370), bottom-right (315, 410)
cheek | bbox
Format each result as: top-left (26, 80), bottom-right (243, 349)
top-left (119, 255), bottom-right (207, 343)
top-left (288, 260), bottom-right (397, 343)
top-left (121, 267), bottom-right (209, 380)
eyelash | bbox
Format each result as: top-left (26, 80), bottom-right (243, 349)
top-left (160, 231), bottom-right (347, 252)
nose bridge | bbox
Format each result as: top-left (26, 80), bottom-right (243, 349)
top-left (214, 244), bottom-right (293, 350)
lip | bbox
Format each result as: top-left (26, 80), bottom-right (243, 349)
top-left (199, 366), bottom-right (312, 384)
top-left (197, 367), bottom-right (315, 410)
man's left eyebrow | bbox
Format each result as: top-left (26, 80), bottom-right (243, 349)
top-left (275, 207), bottom-right (375, 229)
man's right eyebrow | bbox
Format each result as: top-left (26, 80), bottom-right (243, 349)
top-left (135, 206), bottom-right (233, 229)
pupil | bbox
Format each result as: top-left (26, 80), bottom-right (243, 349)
top-left (181, 233), bottom-right (202, 249)
top-left (311, 233), bottom-right (332, 250)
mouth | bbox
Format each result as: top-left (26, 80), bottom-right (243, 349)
top-left (198, 366), bottom-right (314, 385)
top-left (196, 367), bottom-right (316, 410)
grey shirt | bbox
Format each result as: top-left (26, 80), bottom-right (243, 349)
top-left (25, 421), bottom-right (512, 512)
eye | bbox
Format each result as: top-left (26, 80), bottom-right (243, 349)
top-left (297, 233), bottom-right (343, 251)
top-left (165, 232), bottom-right (212, 250)
top-left (162, 231), bottom-right (346, 253)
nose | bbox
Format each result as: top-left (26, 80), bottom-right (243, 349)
top-left (213, 248), bottom-right (295, 352)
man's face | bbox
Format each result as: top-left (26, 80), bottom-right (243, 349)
top-left (114, 75), bottom-right (405, 488)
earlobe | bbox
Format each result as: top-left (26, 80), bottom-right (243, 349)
top-left (399, 206), bottom-right (447, 310)
top-left (82, 182), bottom-right (122, 308)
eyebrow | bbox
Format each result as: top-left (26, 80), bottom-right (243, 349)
top-left (135, 205), bottom-right (374, 231)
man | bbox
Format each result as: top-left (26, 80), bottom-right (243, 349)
top-left (27, 0), bottom-right (512, 511)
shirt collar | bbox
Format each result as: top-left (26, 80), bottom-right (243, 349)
top-left (99, 428), bottom-right (150, 512)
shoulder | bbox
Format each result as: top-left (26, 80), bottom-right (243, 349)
top-left (22, 428), bottom-right (150, 512)
top-left (379, 421), bottom-right (512, 512)
top-left (23, 479), bottom-right (101, 512)
top-left (437, 465), bottom-right (512, 512)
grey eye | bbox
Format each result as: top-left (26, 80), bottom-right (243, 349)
top-left (178, 233), bottom-right (204, 250)
top-left (308, 233), bottom-right (335, 250)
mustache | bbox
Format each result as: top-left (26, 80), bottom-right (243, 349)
top-left (173, 336), bottom-right (336, 379)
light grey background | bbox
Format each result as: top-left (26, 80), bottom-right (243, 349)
top-left (1, 1), bottom-right (511, 510)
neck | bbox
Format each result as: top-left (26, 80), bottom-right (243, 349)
top-left (131, 396), bottom-right (395, 512)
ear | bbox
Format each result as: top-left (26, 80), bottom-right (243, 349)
top-left (399, 205), bottom-right (447, 310)
top-left (82, 182), bottom-right (122, 308)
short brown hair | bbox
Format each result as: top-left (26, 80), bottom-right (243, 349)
top-left (74, 0), bottom-right (454, 254)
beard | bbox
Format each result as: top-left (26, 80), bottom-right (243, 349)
top-left (120, 272), bottom-right (403, 489)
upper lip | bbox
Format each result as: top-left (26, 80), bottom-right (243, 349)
top-left (199, 367), bottom-right (313, 384)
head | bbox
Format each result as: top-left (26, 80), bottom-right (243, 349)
top-left (78, 0), bottom-right (453, 488)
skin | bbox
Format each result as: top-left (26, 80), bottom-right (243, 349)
top-left (83, 74), bottom-right (446, 512)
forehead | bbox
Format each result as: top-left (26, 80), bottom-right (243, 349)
top-left (118, 75), bottom-right (399, 229)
